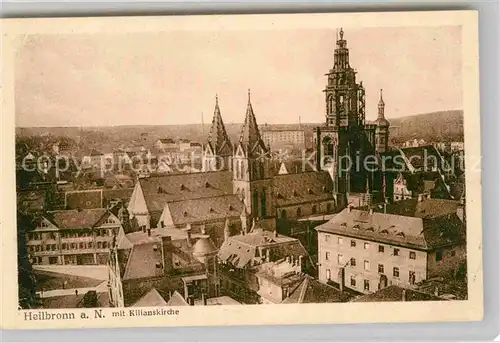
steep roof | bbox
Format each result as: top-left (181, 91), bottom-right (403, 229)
top-left (317, 199), bottom-right (465, 250)
top-left (164, 195), bottom-right (244, 226)
top-left (46, 209), bottom-right (107, 229)
top-left (238, 91), bottom-right (268, 157)
top-left (137, 171), bottom-right (233, 213)
top-left (207, 95), bottom-right (232, 155)
top-left (166, 291), bottom-right (189, 306)
top-left (132, 288), bottom-right (168, 307)
top-left (283, 276), bottom-right (356, 304)
top-left (353, 285), bottom-right (442, 302)
top-left (273, 171), bottom-right (334, 207)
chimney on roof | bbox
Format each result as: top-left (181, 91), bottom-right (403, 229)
top-left (274, 230), bottom-right (278, 238)
top-left (402, 289), bottom-right (407, 302)
top-left (183, 224), bottom-right (192, 247)
top-left (265, 249), bottom-right (270, 263)
top-left (418, 194), bottom-right (424, 202)
top-left (160, 235), bottom-right (173, 275)
top-left (147, 228), bottom-right (151, 237)
top-left (369, 207), bottom-right (374, 215)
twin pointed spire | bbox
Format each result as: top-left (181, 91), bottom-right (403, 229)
top-left (207, 94), bottom-right (232, 154)
top-left (239, 89), bottom-right (266, 155)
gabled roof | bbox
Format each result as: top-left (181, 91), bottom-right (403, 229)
top-left (46, 208), bottom-right (107, 229)
top-left (273, 171), bottom-right (334, 207)
top-left (137, 171), bottom-right (233, 213)
top-left (158, 138), bottom-right (175, 144)
top-left (65, 189), bottom-right (103, 210)
top-left (164, 195), bottom-right (244, 226)
top-left (316, 198), bottom-right (465, 250)
top-left (166, 291), bottom-right (189, 306)
top-left (207, 95), bottom-right (232, 155)
top-left (283, 276), bottom-right (356, 303)
top-left (132, 288), bottom-right (168, 307)
top-left (90, 149), bottom-right (103, 157)
top-left (238, 91), bottom-right (268, 158)
top-left (17, 190), bottom-right (46, 212)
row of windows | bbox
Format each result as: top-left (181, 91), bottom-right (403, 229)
top-left (29, 241), bottom-right (111, 252)
top-left (281, 203), bottom-right (333, 219)
top-left (28, 229), bottom-right (114, 241)
top-left (325, 268), bottom-right (417, 288)
top-left (324, 236), bottom-right (418, 260)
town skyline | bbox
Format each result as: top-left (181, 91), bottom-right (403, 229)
top-left (15, 26), bottom-right (462, 127)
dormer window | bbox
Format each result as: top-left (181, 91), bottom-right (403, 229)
top-left (340, 222), bottom-right (347, 228)
top-left (180, 184), bottom-right (186, 191)
top-left (209, 207), bottom-right (215, 213)
top-left (229, 205), bottom-right (234, 211)
top-left (183, 211), bottom-right (188, 217)
top-left (380, 229), bottom-right (389, 235)
top-left (353, 224), bottom-right (360, 230)
top-left (308, 188), bottom-right (314, 194)
top-left (277, 193), bottom-right (284, 199)
top-left (157, 186), bottom-right (163, 193)
top-left (293, 190), bottom-right (299, 197)
top-left (205, 182), bottom-right (210, 188)
top-left (396, 232), bottom-right (405, 238)
top-left (155, 262), bottom-right (162, 268)
top-left (366, 227), bottom-right (374, 232)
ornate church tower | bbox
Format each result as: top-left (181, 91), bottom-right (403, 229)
top-left (232, 90), bottom-right (274, 225)
top-left (202, 95), bottom-right (233, 172)
top-left (316, 28), bottom-right (368, 209)
top-left (374, 89), bottom-right (390, 154)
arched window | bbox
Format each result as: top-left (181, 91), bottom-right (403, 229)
top-left (312, 205), bottom-right (317, 214)
top-left (322, 136), bottom-right (334, 158)
top-left (296, 207), bottom-right (302, 217)
top-left (281, 209), bottom-right (287, 219)
top-left (327, 94), bottom-right (334, 114)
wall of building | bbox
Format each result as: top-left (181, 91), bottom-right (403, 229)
top-left (427, 244), bottom-right (466, 279)
top-left (276, 200), bottom-right (335, 220)
top-left (26, 226), bottom-right (118, 265)
top-left (317, 231), bottom-right (427, 294)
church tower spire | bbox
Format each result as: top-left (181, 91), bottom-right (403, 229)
top-left (232, 90), bottom-right (273, 223)
top-left (375, 88), bottom-right (390, 154)
top-left (202, 94), bottom-right (232, 172)
top-left (239, 89), bottom-right (267, 157)
top-left (378, 89), bottom-right (386, 119)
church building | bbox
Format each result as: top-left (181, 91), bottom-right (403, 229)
top-left (315, 28), bottom-right (390, 209)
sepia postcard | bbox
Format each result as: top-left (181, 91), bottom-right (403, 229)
top-left (0, 11), bottom-right (483, 330)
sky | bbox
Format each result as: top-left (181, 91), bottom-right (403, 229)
top-left (15, 26), bottom-right (462, 127)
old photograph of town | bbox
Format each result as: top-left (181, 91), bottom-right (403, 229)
top-left (14, 22), bottom-right (470, 313)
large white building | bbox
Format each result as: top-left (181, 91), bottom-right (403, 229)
top-left (315, 198), bottom-right (466, 294)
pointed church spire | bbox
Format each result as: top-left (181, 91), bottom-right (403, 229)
top-left (207, 94), bottom-right (232, 154)
top-left (239, 89), bottom-right (266, 156)
top-left (378, 89), bottom-right (385, 108)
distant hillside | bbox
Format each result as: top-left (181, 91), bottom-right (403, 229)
top-left (388, 110), bottom-right (464, 144)
top-left (16, 110), bottom-right (464, 152)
